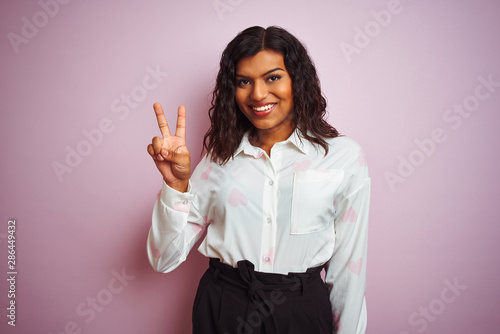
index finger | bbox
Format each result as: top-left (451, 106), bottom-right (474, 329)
top-left (153, 102), bottom-right (171, 137)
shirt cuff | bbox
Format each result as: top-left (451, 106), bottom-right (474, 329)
top-left (160, 180), bottom-right (194, 209)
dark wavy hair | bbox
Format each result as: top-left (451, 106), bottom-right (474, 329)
top-left (203, 26), bottom-right (339, 164)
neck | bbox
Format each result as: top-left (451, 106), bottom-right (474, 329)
top-left (251, 125), bottom-right (296, 156)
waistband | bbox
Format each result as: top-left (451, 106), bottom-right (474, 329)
top-left (209, 258), bottom-right (324, 294)
top-left (208, 258), bottom-right (325, 333)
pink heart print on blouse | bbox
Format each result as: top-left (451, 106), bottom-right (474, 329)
top-left (341, 207), bottom-right (358, 223)
top-left (192, 216), bottom-right (213, 235)
top-left (292, 159), bottom-right (311, 171)
top-left (348, 257), bottom-right (363, 275)
top-left (149, 238), bottom-right (161, 259)
top-left (228, 188), bottom-right (248, 207)
top-left (202, 216), bottom-right (214, 226)
top-left (191, 224), bottom-right (204, 235)
top-left (262, 247), bottom-right (274, 265)
top-left (173, 201), bottom-right (190, 213)
top-left (200, 166), bottom-right (213, 180)
top-left (253, 152), bottom-right (264, 159)
top-left (358, 149), bottom-right (367, 167)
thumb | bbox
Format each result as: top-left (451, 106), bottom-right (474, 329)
top-left (160, 148), bottom-right (176, 161)
top-left (161, 147), bottom-right (189, 165)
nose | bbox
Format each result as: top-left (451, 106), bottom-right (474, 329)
top-left (250, 81), bottom-right (268, 101)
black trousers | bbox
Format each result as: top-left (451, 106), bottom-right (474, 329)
top-left (192, 258), bottom-right (333, 334)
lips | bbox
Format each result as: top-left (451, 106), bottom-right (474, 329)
top-left (250, 103), bottom-right (277, 117)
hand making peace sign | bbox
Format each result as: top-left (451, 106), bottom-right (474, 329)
top-left (147, 103), bottom-right (191, 192)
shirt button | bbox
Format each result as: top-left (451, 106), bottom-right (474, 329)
top-left (269, 180), bottom-right (274, 186)
top-left (264, 257), bottom-right (270, 263)
top-left (182, 200), bottom-right (188, 205)
top-left (266, 218), bottom-right (272, 224)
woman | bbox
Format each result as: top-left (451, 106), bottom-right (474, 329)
top-left (147, 26), bottom-right (370, 334)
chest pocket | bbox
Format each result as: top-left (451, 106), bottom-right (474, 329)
top-left (290, 170), bottom-right (344, 235)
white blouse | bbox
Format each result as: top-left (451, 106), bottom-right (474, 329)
top-left (147, 129), bottom-right (371, 334)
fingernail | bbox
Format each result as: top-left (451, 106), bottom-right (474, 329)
top-left (162, 149), bottom-right (168, 157)
top-left (157, 154), bottom-right (163, 161)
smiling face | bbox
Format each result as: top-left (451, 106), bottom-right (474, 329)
top-left (235, 50), bottom-right (295, 143)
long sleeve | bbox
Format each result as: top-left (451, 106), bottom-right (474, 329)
top-left (324, 159), bottom-right (371, 333)
top-left (147, 157), bottom-right (215, 273)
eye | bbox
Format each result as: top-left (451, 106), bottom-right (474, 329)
top-left (237, 79), bottom-right (251, 87)
top-left (267, 75), bottom-right (282, 83)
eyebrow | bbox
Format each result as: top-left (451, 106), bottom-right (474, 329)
top-left (235, 67), bottom-right (285, 79)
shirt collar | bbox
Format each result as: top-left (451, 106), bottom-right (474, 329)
top-left (234, 128), bottom-right (311, 158)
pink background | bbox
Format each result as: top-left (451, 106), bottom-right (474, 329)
top-left (1, 0), bottom-right (500, 333)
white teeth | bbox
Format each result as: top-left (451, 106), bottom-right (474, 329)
top-left (252, 104), bottom-right (275, 112)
